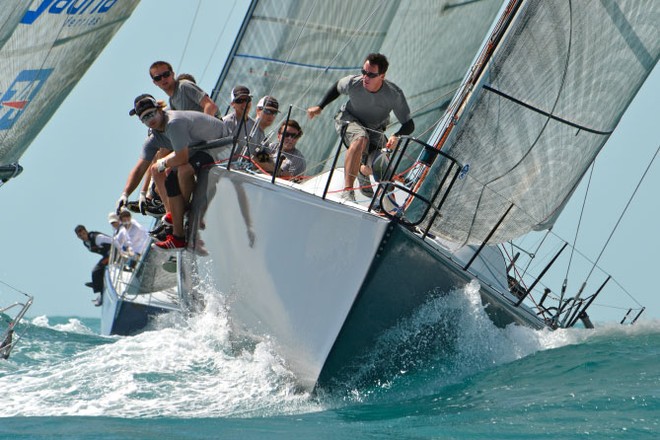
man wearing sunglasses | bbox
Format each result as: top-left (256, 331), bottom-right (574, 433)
top-left (149, 60), bottom-right (218, 117)
top-left (222, 85), bottom-right (258, 158)
top-left (117, 94), bottom-right (231, 250)
top-left (307, 53), bottom-right (414, 202)
top-left (124, 62), bottom-right (218, 221)
top-left (247, 95), bottom-right (280, 156)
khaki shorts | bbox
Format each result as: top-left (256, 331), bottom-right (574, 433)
top-left (334, 118), bottom-right (387, 163)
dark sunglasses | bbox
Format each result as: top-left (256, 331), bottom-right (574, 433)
top-left (361, 69), bottom-right (380, 79)
top-left (152, 70), bottom-right (172, 82)
top-left (262, 108), bottom-right (278, 115)
top-left (140, 110), bottom-right (158, 123)
top-left (234, 97), bottom-right (250, 104)
top-left (281, 131), bottom-right (300, 139)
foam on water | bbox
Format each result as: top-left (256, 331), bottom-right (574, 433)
top-left (2, 281), bottom-right (658, 420)
top-left (1, 295), bottom-right (320, 418)
top-left (334, 281), bottom-right (629, 402)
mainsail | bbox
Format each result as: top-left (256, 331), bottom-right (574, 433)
top-left (0, 0), bottom-right (141, 184)
top-left (211, 0), bottom-right (505, 173)
top-left (415, 0), bottom-right (660, 246)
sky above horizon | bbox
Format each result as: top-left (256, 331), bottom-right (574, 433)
top-left (1, 0), bottom-right (659, 324)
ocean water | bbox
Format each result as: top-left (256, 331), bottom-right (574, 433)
top-left (1, 284), bottom-right (658, 439)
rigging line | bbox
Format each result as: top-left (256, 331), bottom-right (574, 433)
top-left (585, 142), bottom-right (660, 284)
top-left (264, 0), bottom-right (322, 101)
top-left (286, 0), bottom-right (389, 109)
top-left (563, 162), bottom-right (596, 283)
top-left (0, 279), bottom-right (32, 299)
top-left (177, 0), bottom-right (203, 72)
top-left (200, 0), bottom-right (238, 83)
top-left (482, 85), bottom-right (613, 136)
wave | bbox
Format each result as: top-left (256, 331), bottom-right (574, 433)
top-left (1, 282), bottom-right (657, 419)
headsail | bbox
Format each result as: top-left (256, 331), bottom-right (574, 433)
top-left (415, 0), bottom-right (660, 246)
top-left (0, 0), bottom-right (141, 184)
top-left (211, 0), bottom-right (505, 173)
top-left (0, 2), bottom-right (29, 50)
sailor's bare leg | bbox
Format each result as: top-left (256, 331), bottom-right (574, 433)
top-left (344, 136), bottom-right (367, 189)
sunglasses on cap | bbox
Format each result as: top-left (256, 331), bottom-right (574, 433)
top-left (152, 70), bottom-right (172, 82)
top-left (361, 69), bottom-right (380, 79)
top-left (234, 97), bottom-right (250, 104)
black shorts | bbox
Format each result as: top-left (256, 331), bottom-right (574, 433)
top-left (165, 151), bottom-right (214, 197)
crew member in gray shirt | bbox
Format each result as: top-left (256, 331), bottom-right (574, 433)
top-left (118, 94), bottom-right (230, 250)
top-left (307, 53), bottom-right (414, 201)
top-left (149, 61), bottom-right (218, 116)
top-left (223, 85), bottom-right (257, 157)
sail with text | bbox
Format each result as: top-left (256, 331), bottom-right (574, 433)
top-left (0, 0), bottom-right (141, 184)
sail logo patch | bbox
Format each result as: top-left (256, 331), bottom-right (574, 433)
top-left (21, 0), bottom-right (118, 25)
top-left (0, 69), bottom-right (53, 130)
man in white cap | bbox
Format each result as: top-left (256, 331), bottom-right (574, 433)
top-left (248, 95), bottom-right (279, 155)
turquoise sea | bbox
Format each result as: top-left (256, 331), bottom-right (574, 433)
top-left (1, 288), bottom-right (659, 440)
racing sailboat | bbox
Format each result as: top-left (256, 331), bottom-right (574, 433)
top-left (175, 0), bottom-right (657, 392)
top-left (0, 0), bottom-right (140, 186)
top-left (1, 282), bottom-right (33, 360)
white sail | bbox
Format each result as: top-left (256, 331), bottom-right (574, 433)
top-left (415, 0), bottom-right (660, 246)
top-left (0, 0), bottom-right (140, 182)
top-left (211, 0), bottom-right (505, 173)
top-left (0, 1), bottom-right (29, 50)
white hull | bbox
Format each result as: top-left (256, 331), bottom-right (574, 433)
top-left (182, 165), bottom-right (545, 391)
top-left (183, 167), bottom-right (390, 390)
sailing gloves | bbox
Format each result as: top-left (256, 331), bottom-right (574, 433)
top-left (156, 158), bottom-right (167, 173)
top-left (138, 191), bottom-right (148, 215)
top-left (116, 193), bottom-right (128, 214)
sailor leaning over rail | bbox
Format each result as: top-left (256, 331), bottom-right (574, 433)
top-left (117, 94), bottom-right (231, 250)
top-left (74, 224), bottom-right (112, 306)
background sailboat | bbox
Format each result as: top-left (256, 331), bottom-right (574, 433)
top-left (0, 0), bottom-right (140, 185)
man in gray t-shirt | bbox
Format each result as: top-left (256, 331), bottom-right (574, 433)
top-left (307, 53), bottom-right (414, 201)
top-left (222, 85), bottom-right (258, 157)
top-left (118, 94), bottom-right (231, 250)
top-left (149, 61), bottom-right (218, 116)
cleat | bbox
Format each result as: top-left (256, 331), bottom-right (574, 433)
top-left (84, 282), bottom-right (94, 289)
top-left (162, 256), bottom-right (177, 273)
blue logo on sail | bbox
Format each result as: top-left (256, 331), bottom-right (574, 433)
top-left (21, 0), bottom-right (117, 25)
top-left (0, 69), bottom-right (53, 130)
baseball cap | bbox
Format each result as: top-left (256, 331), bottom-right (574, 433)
top-left (230, 85), bottom-right (251, 102)
top-left (129, 94), bottom-right (158, 117)
top-left (108, 212), bottom-right (119, 224)
top-left (257, 96), bottom-right (279, 112)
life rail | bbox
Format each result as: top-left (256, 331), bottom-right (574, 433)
top-left (1, 294), bottom-right (33, 359)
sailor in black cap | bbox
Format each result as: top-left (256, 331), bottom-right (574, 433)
top-left (116, 94), bottom-right (231, 249)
